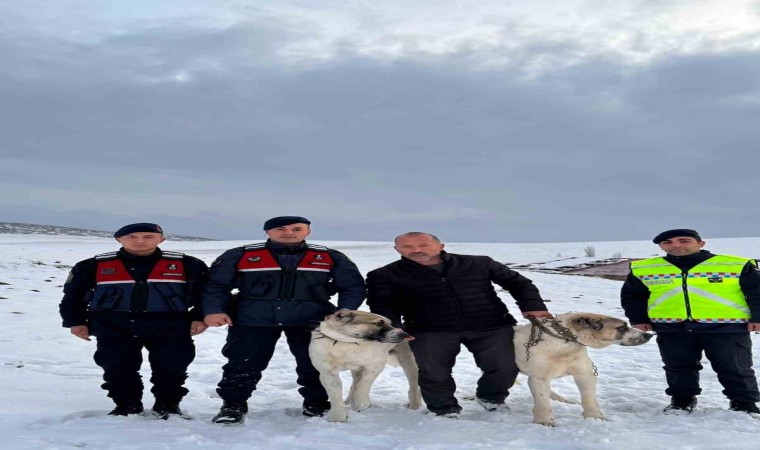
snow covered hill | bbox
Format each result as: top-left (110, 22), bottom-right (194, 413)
top-left (0, 222), bottom-right (214, 241)
top-left (2, 233), bottom-right (759, 450)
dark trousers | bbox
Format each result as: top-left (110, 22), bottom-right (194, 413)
top-left (657, 332), bottom-right (760, 402)
top-left (94, 334), bottom-right (195, 404)
top-left (216, 326), bottom-right (328, 403)
top-left (409, 326), bottom-right (517, 410)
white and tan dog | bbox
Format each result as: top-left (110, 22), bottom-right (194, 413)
top-left (309, 310), bottom-right (423, 422)
top-left (513, 312), bottom-right (652, 426)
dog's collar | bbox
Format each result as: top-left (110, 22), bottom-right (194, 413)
top-left (312, 331), bottom-right (360, 346)
top-left (526, 316), bottom-right (585, 347)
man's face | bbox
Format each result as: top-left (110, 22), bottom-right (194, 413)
top-left (394, 234), bottom-right (445, 265)
top-left (116, 232), bottom-right (165, 256)
top-left (266, 223), bottom-right (311, 244)
top-left (658, 236), bottom-right (705, 256)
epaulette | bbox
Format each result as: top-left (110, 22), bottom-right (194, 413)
top-left (161, 251), bottom-right (185, 260)
top-left (95, 251), bottom-right (119, 260)
top-left (244, 243), bottom-right (267, 250)
top-left (307, 244), bottom-right (329, 252)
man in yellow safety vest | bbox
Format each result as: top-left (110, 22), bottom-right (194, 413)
top-left (621, 228), bottom-right (760, 415)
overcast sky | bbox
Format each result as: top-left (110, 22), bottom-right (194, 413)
top-left (2, 0), bottom-right (759, 243)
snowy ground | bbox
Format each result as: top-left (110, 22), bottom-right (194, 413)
top-left (2, 234), bottom-right (760, 450)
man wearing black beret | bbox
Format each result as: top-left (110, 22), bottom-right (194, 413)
top-left (621, 228), bottom-right (760, 415)
top-left (203, 216), bottom-right (366, 424)
top-left (59, 222), bottom-right (209, 418)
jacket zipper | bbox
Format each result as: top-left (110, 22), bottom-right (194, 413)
top-left (441, 276), bottom-right (466, 330)
top-left (681, 272), bottom-right (693, 320)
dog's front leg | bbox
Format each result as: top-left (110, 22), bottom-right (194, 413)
top-left (349, 366), bottom-right (383, 412)
top-left (527, 376), bottom-right (555, 426)
top-left (572, 371), bottom-right (605, 420)
top-left (319, 372), bottom-right (348, 422)
top-left (345, 369), bottom-right (363, 406)
top-left (394, 343), bottom-right (422, 409)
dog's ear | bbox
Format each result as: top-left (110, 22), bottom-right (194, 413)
top-left (335, 311), bottom-right (355, 322)
top-left (577, 317), bottom-right (603, 331)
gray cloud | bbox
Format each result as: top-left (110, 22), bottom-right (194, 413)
top-left (2, 11), bottom-right (760, 242)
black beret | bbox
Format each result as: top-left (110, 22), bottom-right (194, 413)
top-left (263, 216), bottom-right (311, 231)
top-left (114, 223), bottom-right (164, 238)
top-left (653, 229), bottom-right (702, 244)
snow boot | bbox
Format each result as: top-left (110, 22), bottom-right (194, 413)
top-left (152, 398), bottom-right (183, 419)
top-left (108, 400), bottom-right (144, 416)
top-left (212, 401), bottom-right (248, 424)
top-left (729, 400), bottom-right (760, 414)
top-left (663, 395), bottom-right (697, 413)
top-left (302, 399), bottom-right (331, 417)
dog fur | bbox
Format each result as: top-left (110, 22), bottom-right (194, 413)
top-left (513, 312), bottom-right (652, 426)
top-left (309, 310), bottom-right (423, 422)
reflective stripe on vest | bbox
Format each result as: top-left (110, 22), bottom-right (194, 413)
top-left (237, 247), bottom-right (334, 273)
top-left (630, 255), bottom-right (753, 322)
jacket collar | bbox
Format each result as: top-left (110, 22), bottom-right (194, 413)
top-left (265, 239), bottom-right (308, 255)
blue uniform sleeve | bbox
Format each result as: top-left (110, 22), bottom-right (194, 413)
top-left (329, 249), bottom-right (366, 310)
top-left (201, 247), bottom-right (245, 316)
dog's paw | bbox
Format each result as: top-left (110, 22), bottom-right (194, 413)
top-left (350, 400), bottom-right (372, 412)
top-left (533, 418), bottom-right (556, 427)
top-left (327, 411), bottom-right (348, 422)
top-left (583, 412), bottom-right (607, 421)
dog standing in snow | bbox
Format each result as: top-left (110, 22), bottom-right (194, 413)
top-left (309, 310), bottom-right (423, 422)
top-left (513, 312), bottom-right (652, 426)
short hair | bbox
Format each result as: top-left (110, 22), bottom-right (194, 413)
top-left (394, 232), bottom-right (441, 245)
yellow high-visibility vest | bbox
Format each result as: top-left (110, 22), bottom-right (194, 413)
top-left (630, 255), bottom-right (755, 323)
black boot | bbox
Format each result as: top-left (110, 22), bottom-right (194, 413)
top-left (108, 400), bottom-right (144, 416)
top-left (212, 401), bottom-right (248, 424)
top-left (663, 396), bottom-right (697, 413)
top-left (302, 399), bottom-right (331, 417)
top-left (152, 399), bottom-right (183, 419)
top-left (729, 400), bottom-right (760, 414)
top-left (429, 402), bottom-right (463, 418)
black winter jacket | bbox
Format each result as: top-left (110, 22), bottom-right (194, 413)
top-left (621, 250), bottom-right (760, 333)
top-left (202, 240), bottom-right (366, 326)
top-left (366, 252), bottom-right (548, 333)
top-left (59, 248), bottom-right (208, 338)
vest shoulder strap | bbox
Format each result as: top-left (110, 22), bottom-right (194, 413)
top-left (160, 251), bottom-right (185, 260)
top-left (95, 251), bottom-right (119, 260)
top-left (306, 244), bottom-right (329, 252)
top-left (244, 243), bottom-right (267, 251)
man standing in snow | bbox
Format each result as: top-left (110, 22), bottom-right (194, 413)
top-left (366, 231), bottom-right (551, 417)
top-left (202, 216), bottom-right (366, 424)
top-left (59, 223), bottom-right (209, 418)
top-left (621, 228), bottom-right (760, 415)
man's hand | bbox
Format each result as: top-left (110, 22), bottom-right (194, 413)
top-left (522, 311), bottom-right (553, 319)
top-left (190, 321), bottom-right (209, 335)
top-left (204, 313), bottom-right (233, 327)
top-left (748, 323), bottom-right (760, 332)
top-left (70, 325), bottom-right (91, 341)
top-left (633, 323), bottom-right (653, 332)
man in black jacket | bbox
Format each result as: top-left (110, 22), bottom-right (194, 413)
top-left (366, 231), bottom-right (551, 417)
top-left (621, 228), bottom-right (760, 414)
top-left (203, 216), bottom-right (366, 424)
top-left (59, 222), bottom-right (209, 418)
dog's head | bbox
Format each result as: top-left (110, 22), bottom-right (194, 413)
top-left (559, 313), bottom-right (653, 348)
top-left (318, 310), bottom-right (413, 344)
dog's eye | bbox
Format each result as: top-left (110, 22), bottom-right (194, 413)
top-left (375, 321), bottom-right (385, 326)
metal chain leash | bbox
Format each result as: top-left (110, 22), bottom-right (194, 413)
top-left (524, 316), bottom-right (598, 377)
